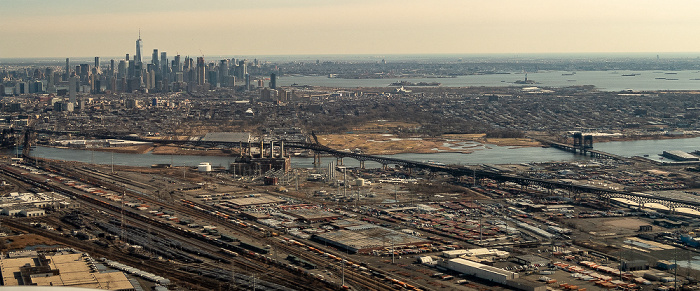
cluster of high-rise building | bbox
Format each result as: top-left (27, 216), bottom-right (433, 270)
top-left (0, 33), bottom-right (261, 110)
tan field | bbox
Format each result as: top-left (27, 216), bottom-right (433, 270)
top-left (5, 234), bottom-right (60, 251)
top-left (318, 133), bottom-right (541, 155)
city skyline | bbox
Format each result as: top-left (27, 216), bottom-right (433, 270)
top-left (3, 0), bottom-right (700, 58)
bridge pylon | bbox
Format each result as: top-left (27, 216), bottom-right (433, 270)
top-left (313, 152), bottom-right (322, 167)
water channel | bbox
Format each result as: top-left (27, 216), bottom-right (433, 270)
top-left (18, 136), bottom-right (700, 169)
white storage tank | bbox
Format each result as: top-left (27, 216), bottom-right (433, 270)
top-left (198, 162), bottom-right (212, 172)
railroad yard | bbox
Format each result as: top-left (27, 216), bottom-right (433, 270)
top-left (0, 150), bottom-right (699, 291)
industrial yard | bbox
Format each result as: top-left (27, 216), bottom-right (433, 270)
top-left (0, 141), bottom-right (699, 291)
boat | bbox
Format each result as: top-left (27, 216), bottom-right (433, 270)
top-left (562, 72), bottom-right (576, 76)
top-left (622, 74), bottom-right (638, 77)
top-left (655, 78), bottom-right (666, 80)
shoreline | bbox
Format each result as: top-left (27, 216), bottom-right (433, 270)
top-left (35, 133), bottom-right (700, 157)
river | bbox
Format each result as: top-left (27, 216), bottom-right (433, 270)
top-left (278, 70), bottom-right (700, 91)
top-left (19, 137), bottom-right (700, 169)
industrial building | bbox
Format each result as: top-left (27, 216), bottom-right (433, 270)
top-left (0, 251), bottom-right (134, 290)
top-left (439, 258), bottom-right (545, 291)
top-left (442, 248), bottom-right (510, 261)
top-left (229, 156), bottom-right (290, 176)
top-left (440, 258), bottom-right (518, 284)
top-left (222, 195), bottom-right (287, 208)
top-left (313, 224), bottom-right (429, 253)
top-left (0, 192), bottom-right (70, 216)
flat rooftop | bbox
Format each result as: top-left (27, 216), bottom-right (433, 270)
top-left (0, 252), bottom-right (133, 290)
top-left (225, 196), bottom-right (286, 207)
top-left (315, 225), bottom-right (429, 252)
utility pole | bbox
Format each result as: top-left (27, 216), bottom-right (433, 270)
top-left (392, 237), bottom-right (396, 264)
top-left (121, 191), bottom-right (125, 242)
top-left (394, 184), bottom-right (398, 203)
top-left (674, 250), bottom-right (678, 291)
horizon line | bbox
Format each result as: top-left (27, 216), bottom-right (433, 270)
top-left (2, 51), bottom-right (700, 61)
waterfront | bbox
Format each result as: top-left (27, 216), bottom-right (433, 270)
top-left (279, 70), bottom-right (700, 91)
top-left (20, 136), bottom-right (700, 169)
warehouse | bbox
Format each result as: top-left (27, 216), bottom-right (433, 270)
top-left (0, 251), bottom-right (134, 290)
top-left (440, 258), bottom-right (518, 285)
top-left (313, 224), bottom-right (429, 253)
top-left (223, 195), bottom-right (286, 208)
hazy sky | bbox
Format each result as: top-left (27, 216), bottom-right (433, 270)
top-left (2, 0), bottom-right (700, 58)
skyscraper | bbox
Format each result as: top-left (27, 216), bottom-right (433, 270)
top-left (65, 58), bottom-right (70, 79)
top-left (173, 55), bottom-right (181, 72)
top-left (94, 57), bottom-right (100, 69)
top-left (160, 52), bottom-right (167, 71)
top-left (270, 73), bottom-right (277, 89)
top-left (135, 31), bottom-right (143, 64)
top-left (238, 60), bottom-right (247, 79)
top-left (218, 59), bottom-right (228, 86)
top-left (196, 57), bottom-right (206, 86)
top-left (160, 52), bottom-right (168, 86)
top-left (151, 49), bottom-right (159, 68)
top-left (68, 76), bottom-right (77, 104)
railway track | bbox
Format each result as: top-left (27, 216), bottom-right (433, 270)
top-left (0, 166), bottom-right (331, 290)
top-left (5, 160), bottom-right (422, 290)
top-left (0, 218), bottom-right (221, 290)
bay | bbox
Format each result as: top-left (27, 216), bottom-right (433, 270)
top-left (278, 70), bottom-right (700, 91)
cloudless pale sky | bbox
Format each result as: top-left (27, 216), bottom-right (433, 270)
top-left (2, 0), bottom-right (700, 58)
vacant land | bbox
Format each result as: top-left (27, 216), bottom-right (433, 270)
top-left (318, 133), bottom-right (541, 155)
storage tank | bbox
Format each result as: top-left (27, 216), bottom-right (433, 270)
top-left (198, 162), bottom-right (212, 172)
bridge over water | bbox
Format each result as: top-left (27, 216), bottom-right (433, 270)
top-left (30, 131), bottom-right (700, 214)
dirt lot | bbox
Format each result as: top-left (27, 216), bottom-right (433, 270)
top-left (318, 133), bottom-right (541, 155)
top-left (4, 233), bottom-right (61, 251)
top-left (565, 217), bottom-right (655, 236)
